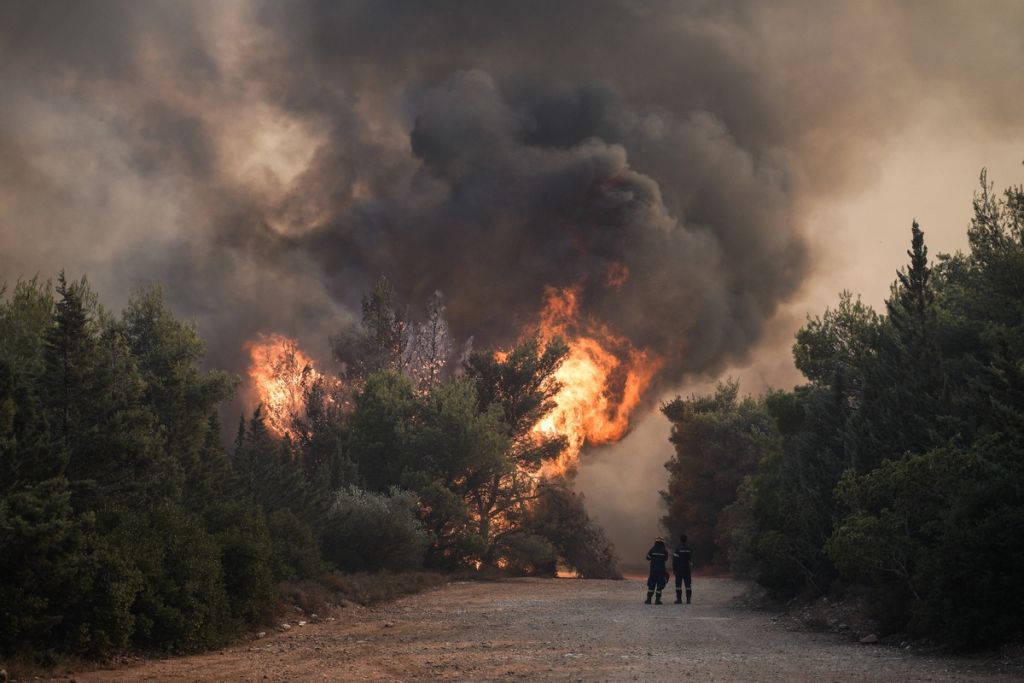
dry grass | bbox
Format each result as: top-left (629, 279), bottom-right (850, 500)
top-left (274, 571), bottom-right (448, 620)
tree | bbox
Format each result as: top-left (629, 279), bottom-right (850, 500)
top-left (523, 478), bottom-right (620, 578)
top-left (0, 477), bottom-right (141, 660)
top-left (233, 408), bottom-right (326, 530)
top-left (0, 278), bottom-right (53, 385)
top-left (345, 371), bottom-right (418, 492)
top-left (406, 378), bottom-right (509, 567)
top-left (660, 381), bottom-right (773, 567)
top-left (332, 276), bottom-right (409, 382)
top-left (827, 440), bottom-right (1024, 645)
top-left (793, 291), bottom-right (882, 411)
top-left (722, 386), bottom-right (847, 596)
top-left (462, 337), bottom-right (569, 560)
top-left (464, 336), bottom-right (569, 470)
top-left (120, 285), bottom-right (236, 507)
top-left (43, 274), bottom-right (175, 510)
top-left (291, 375), bottom-right (356, 489)
top-left (407, 290), bottom-right (455, 393)
top-left (848, 222), bottom-right (951, 471)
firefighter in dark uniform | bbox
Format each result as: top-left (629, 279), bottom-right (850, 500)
top-left (644, 537), bottom-right (670, 604)
top-left (673, 534), bottom-right (693, 604)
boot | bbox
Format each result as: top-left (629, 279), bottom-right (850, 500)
top-left (674, 589), bottom-right (683, 604)
top-left (654, 591), bottom-right (663, 605)
top-left (644, 590), bottom-right (653, 604)
top-left (686, 589), bottom-right (692, 604)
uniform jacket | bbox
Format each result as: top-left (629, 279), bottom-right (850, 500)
top-left (673, 543), bottom-right (693, 574)
top-left (646, 541), bottom-right (670, 573)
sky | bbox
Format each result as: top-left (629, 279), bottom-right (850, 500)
top-left (2, 0), bottom-right (1023, 566)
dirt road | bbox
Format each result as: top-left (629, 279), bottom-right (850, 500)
top-left (68, 577), bottom-right (1020, 682)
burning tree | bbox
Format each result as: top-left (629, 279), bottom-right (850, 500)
top-left (244, 278), bottom-right (626, 576)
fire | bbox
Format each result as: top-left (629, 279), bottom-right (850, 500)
top-left (246, 333), bottom-right (332, 437)
top-left (533, 287), bottom-right (662, 476)
top-left (245, 287), bottom-right (661, 473)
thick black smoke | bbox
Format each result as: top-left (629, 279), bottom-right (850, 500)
top-left (2, 0), bottom-right (1022, 391)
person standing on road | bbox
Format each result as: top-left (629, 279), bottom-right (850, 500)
top-left (673, 534), bottom-right (693, 604)
top-left (644, 537), bottom-right (670, 604)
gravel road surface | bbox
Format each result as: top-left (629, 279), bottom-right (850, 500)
top-left (66, 577), bottom-right (1021, 681)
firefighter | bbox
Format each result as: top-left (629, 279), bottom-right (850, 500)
top-left (644, 536), bottom-right (670, 604)
top-left (673, 534), bottom-right (693, 604)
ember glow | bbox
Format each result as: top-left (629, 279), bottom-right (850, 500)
top-left (246, 333), bottom-right (334, 437)
top-left (534, 287), bottom-right (663, 476)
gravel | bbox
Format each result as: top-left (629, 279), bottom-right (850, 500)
top-left (63, 577), bottom-right (1022, 682)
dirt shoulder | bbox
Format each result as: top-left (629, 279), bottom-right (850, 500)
top-left (59, 577), bottom-right (1022, 682)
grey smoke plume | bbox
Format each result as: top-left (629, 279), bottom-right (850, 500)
top-left (2, 0), bottom-right (1022, 394)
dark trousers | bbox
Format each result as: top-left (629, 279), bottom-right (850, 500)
top-left (647, 570), bottom-right (668, 591)
top-left (674, 571), bottom-right (692, 603)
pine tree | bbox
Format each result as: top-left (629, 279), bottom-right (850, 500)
top-left (332, 276), bottom-right (409, 382)
top-left (849, 222), bottom-right (950, 470)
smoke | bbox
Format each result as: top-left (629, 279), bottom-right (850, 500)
top-left (3, 1), bottom-right (1023, 539)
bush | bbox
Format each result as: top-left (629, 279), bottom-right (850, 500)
top-left (321, 487), bottom-right (429, 572)
top-left (112, 505), bottom-right (235, 652)
top-left (493, 531), bottom-right (557, 575)
top-left (203, 501), bottom-right (275, 623)
top-left (0, 479), bottom-right (142, 661)
top-left (827, 441), bottom-right (1024, 646)
top-left (525, 479), bottom-right (621, 579)
top-left (266, 508), bottom-right (326, 580)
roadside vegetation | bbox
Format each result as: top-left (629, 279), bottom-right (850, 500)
top-left (661, 170), bottom-right (1024, 649)
top-left (0, 274), bottom-right (616, 665)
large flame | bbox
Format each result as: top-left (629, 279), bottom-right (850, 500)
top-left (246, 333), bottom-right (330, 437)
top-left (533, 286), bottom-right (662, 476)
top-left (246, 286), bottom-right (661, 471)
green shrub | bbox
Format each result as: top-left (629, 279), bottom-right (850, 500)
top-left (113, 505), bottom-right (235, 652)
top-left (267, 508), bottom-right (326, 580)
top-left (827, 442), bottom-right (1024, 645)
top-left (203, 501), bottom-right (275, 623)
top-left (321, 487), bottom-right (428, 572)
top-left (0, 478), bottom-right (141, 661)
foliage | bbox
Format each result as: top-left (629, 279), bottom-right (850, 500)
top-left (459, 337), bottom-right (570, 561)
top-left (718, 169), bottom-right (1024, 648)
top-left (332, 276), bottom-right (410, 382)
top-left (0, 270), bottom-right (623, 663)
top-left (660, 380), bottom-right (774, 567)
top-left (344, 371), bottom-right (418, 492)
top-left (0, 277), bottom-right (291, 659)
top-left (0, 478), bottom-right (140, 661)
top-left (266, 508), bottom-right (327, 581)
top-left (404, 378), bottom-right (509, 568)
top-left (524, 478), bottom-right (621, 579)
top-left (321, 486), bottom-right (429, 572)
top-left (109, 504), bottom-right (235, 652)
top-left (827, 440), bottom-right (1024, 645)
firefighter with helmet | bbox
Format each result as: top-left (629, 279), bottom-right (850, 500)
top-left (644, 536), bottom-right (670, 604)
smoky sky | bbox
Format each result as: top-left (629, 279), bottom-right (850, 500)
top-left (2, 0), bottom-right (1023, 393)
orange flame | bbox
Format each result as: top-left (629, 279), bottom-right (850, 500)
top-left (246, 333), bottom-right (332, 437)
top-left (533, 287), bottom-right (662, 476)
top-left (245, 286), bottom-right (660, 474)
